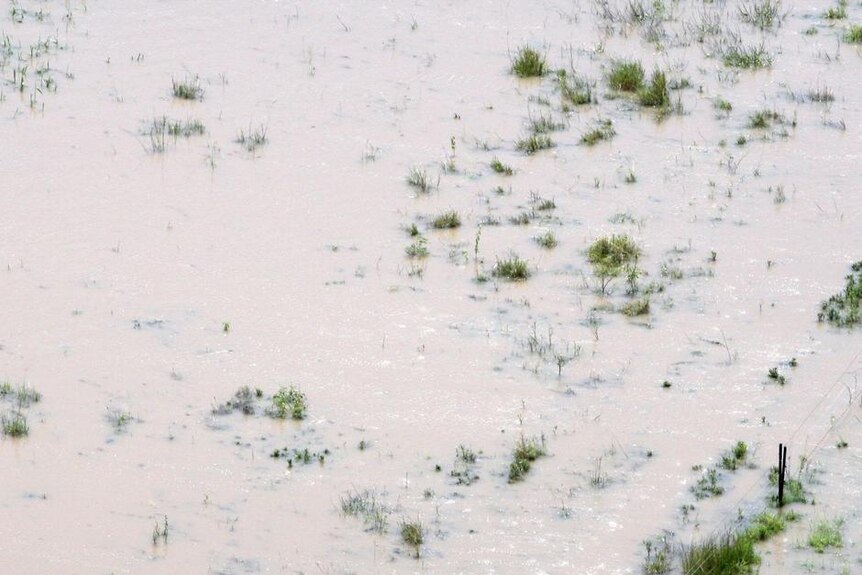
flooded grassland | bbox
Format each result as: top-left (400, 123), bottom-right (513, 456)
top-left (1, 0), bottom-right (862, 573)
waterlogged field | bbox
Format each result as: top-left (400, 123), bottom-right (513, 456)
top-left (2, 0), bottom-right (862, 573)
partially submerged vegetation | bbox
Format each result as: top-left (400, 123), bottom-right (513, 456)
top-left (493, 254), bottom-right (530, 280)
top-left (511, 45), bottom-right (546, 77)
top-left (818, 261), bottom-right (862, 327)
top-left (508, 435), bottom-right (546, 482)
top-left (1, 382), bottom-right (41, 438)
top-left (607, 60), bottom-right (644, 92)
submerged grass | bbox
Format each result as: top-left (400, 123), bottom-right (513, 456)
top-left (580, 119), bottom-right (615, 145)
top-left (340, 489), bottom-right (390, 533)
top-left (508, 435), bottom-right (546, 482)
top-left (1, 412), bottom-right (28, 437)
top-left (515, 134), bottom-right (554, 154)
top-left (809, 518), bottom-right (843, 552)
top-left (847, 25), bottom-right (862, 43)
top-left (431, 210), bottom-right (461, 229)
top-left (171, 75), bottom-right (203, 100)
top-left (236, 124), bottom-right (268, 152)
top-left (722, 43), bottom-right (772, 69)
top-left (493, 255), bottom-right (530, 280)
top-left (818, 261), bottom-right (862, 327)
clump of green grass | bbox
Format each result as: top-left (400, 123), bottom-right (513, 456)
top-left (743, 511), bottom-right (798, 541)
top-left (511, 45), bottom-right (546, 77)
top-left (1, 412), bottom-right (28, 437)
top-left (719, 440), bottom-right (749, 470)
top-left (236, 124), bottom-right (268, 152)
top-left (846, 25), bottom-right (862, 43)
top-left (638, 69), bottom-right (669, 108)
top-left (621, 296), bottom-right (650, 316)
top-left (681, 531), bottom-right (759, 574)
top-left (493, 255), bottom-right (530, 280)
top-left (490, 157), bottom-right (513, 175)
top-left (557, 70), bottom-right (593, 105)
top-left (400, 519), bottom-right (424, 557)
top-left (340, 489), bottom-right (390, 533)
top-left (607, 60), bottom-right (644, 92)
top-left (714, 96), bottom-right (733, 113)
top-left (809, 518), bottom-right (843, 552)
top-left (588, 235), bottom-right (641, 269)
top-left (722, 43), bottom-right (772, 68)
top-left (171, 75), bottom-right (204, 100)
top-left (508, 435), bottom-right (546, 483)
top-left (818, 261), bottom-right (862, 327)
top-left (535, 230), bottom-right (558, 249)
top-left (824, 2), bottom-right (847, 20)
top-left (267, 386), bottom-right (307, 420)
top-left (431, 210), bottom-right (461, 229)
top-left (515, 133), bottom-right (554, 154)
top-left (529, 192), bottom-right (555, 211)
top-left (588, 235), bottom-right (640, 295)
top-left (738, 0), bottom-right (784, 30)
top-left (580, 119), bottom-right (615, 145)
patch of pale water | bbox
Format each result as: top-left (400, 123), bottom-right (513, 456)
top-left (2, 0), bottom-right (862, 573)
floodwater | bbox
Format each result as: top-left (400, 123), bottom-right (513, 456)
top-left (2, 0), bottom-right (861, 573)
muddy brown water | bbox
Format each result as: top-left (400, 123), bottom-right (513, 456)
top-left (2, 0), bottom-right (861, 573)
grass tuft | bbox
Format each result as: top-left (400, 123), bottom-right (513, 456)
top-left (535, 230), bottom-right (558, 249)
top-left (515, 134), bottom-right (554, 154)
top-left (490, 157), bottom-right (514, 175)
top-left (608, 60), bottom-right (644, 92)
top-left (511, 45), bottom-right (546, 77)
top-left (809, 518), bottom-right (843, 552)
top-left (638, 69), bottom-right (669, 108)
top-left (171, 75), bottom-right (204, 100)
top-left (493, 255), bottom-right (531, 280)
top-left (722, 43), bottom-right (772, 69)
top-left (236, 124), bottom-right (268, 152)
top-left (267, 386), bottom-right (307, 420)
top-left (431, 210), bottom-right (461, 230)
top-left (1, 412), bottom-right (28, 437)
top-left (508, 435), bottom-right (546, 482)
top-left (818, 261), bottom-right (862, 327)
top-left (846, 25), bottom-right (862, 43)
top-left (580, 119), bottom-right (616, 145)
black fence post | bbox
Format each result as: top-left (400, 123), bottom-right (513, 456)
top-left (778, 443), bottom-right (787, 507)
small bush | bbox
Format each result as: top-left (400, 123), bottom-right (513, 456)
top-left (268, 386), bottom-right (308, 420)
